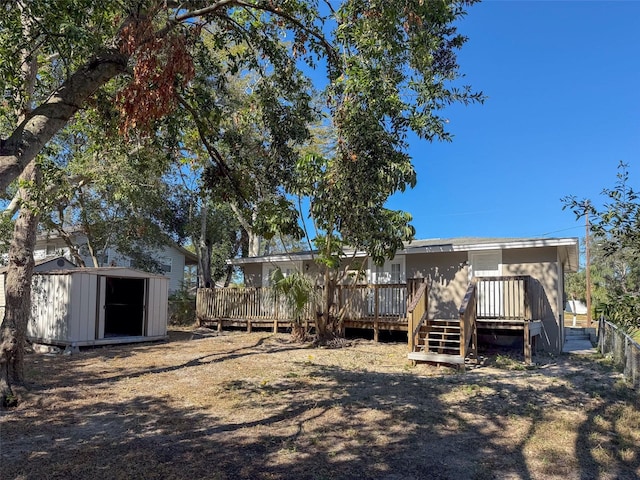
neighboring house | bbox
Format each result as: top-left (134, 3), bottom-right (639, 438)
top-left (32, 230), bottom-right (198, 293)
top-left (200, 237), bottom-right (579, 364)
top-left (566, 300), bottom-right (588, 315)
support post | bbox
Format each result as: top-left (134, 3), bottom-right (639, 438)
top-left (374, 285), bottom-right (379, 343)
top-left (524, 321), bottom-right (532, 365)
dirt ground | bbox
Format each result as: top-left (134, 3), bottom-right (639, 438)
top-left (1, 328), bottom-right (639, 480)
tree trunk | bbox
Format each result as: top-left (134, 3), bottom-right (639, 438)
top-left (0, 162), bottom-right (40, 408)
top-left (198, 201), bottom-right (212, 288)
top-left (316, 268), bottom-right (338, 343)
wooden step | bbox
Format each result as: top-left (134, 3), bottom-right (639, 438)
top-left (430, 319), bottom-right (460, 325)
top-left (426, 331), bottom-right (460, 340)
top-left (408, 351), bottom-right (465, 364)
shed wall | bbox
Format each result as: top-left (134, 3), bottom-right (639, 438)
top-left (29, 274), bottom-right (74, 343)
top-left (69, 273), bottom-right (98, 343)
top-left (29, 270), bottom-right (168, 346)
top-left (147, 277), bottom-right (169, 336)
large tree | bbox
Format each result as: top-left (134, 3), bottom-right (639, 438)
top-left (1, 0), bottom-right (482, 406)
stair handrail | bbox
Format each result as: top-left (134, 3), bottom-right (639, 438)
top-left (459, 279), bottom-right (478, 360)
top-left (407, 282), bottom-right (428, 352)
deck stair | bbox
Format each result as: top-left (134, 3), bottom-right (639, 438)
top-left (408, 318), bottom-right (465, 365)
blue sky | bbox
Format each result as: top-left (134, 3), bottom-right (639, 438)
top-left (387, 0), bottom-right (640, 241)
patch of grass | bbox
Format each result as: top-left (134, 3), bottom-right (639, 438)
top-left (493, 354), bottom-right (527, 370)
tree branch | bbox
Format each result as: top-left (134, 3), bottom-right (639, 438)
top-left (0, 49), bottom-right (129, 192)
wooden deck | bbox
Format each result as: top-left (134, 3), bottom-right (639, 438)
top-left (197, 275), bottom-right (549, 366)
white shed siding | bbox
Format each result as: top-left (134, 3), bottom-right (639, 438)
top-left (146, 277), bottom-right (168, 336)
top-left (97, 276), bottom-right (106, 339)
top-left (29, 274), bottom-right (73, 343)
top-left (69, 273), bottom-right (98, 343)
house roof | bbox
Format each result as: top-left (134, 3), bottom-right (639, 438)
top-left (229, 237), bottom-right (580, 272)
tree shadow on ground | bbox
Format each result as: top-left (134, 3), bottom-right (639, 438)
top-left (3, 337), bottom-right (639, 480)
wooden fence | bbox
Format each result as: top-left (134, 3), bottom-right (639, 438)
top-left (599, 318), bottom-right (640, 391)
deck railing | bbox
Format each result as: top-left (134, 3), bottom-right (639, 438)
top-left (407, 282), bottom-right (428, 353)
top-left (475, 275), bottom-right (531, 320)
top-left (196, 287), bottom-right (302, 322)
top-left (197, 284), bottom-right (409, 326)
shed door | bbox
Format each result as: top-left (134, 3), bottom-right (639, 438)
top-left (469, 251), bottom-right (504, 318)
top-left (101, 277), bottom-right (147, 337)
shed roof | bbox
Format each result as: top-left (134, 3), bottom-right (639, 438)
top-left (33, 267), bottom-right (168, 279)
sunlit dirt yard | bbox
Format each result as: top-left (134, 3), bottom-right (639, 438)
top-left (1, 329), bottom-right (639, 480)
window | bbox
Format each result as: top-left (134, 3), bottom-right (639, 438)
top-left (159, 259), bottom-right (172, 273)
top-left (375, 265), bottom-right (385, 284)
top-left (391, 263), bottom-right (401, 283)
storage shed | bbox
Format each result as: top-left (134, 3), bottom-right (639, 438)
top-left (28, 267), bottom-right (169, 347)
top-left (0, 256), bottom-right (77, 308)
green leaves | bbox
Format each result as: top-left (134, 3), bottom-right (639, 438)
top-left (563, 162), bottom-right (640, 332)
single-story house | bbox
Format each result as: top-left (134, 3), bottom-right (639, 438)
top-left (31, 230), bottom-right (198, 293)
top-left (198, 237), bottom-right (578, 365)
top-left (27, 267), bottom-right (169, 348)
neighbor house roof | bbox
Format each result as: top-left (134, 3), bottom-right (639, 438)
top-left (229, 237), bottom-right (580, 272)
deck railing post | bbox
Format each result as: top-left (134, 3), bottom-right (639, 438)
top-left (408, 307), bottom-right (415, 353)
top-left (374, 284), bottom-right (379, 342)
top-left (524, 321), bottom-right (531, 364)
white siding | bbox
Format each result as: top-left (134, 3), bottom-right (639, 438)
top-left (69, 273), bottom-right (98, 343)
top-left (146, 277), bottom-right (169, 336)
top-left (29, 274), bottom-right (73, 342)
top-left (261, 261), bottom-right (303, 286)
top-left (160, 246), bottom-right (186, 293)
top-left (97, 276), bottom-right (106, 339)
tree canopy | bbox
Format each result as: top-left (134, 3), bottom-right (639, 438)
top-left (0, 0), bottom-right (483, 405)
top-left (563, 162), bottom-right (640, 332)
